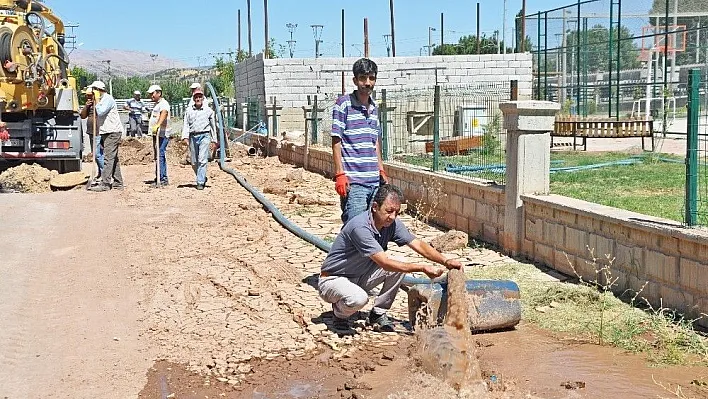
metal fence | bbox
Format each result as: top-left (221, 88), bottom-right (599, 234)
top-left (525, 0), bottom-right (708, 129)
top-left (306, 83), bottom-right (511, 184)
top-left (689, 69), bottom-right (708, 226)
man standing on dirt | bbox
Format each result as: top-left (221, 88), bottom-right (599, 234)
top-left (80, 88), bottom-right (104, 182)
top-left (124, 90), bottom-right (146, 138)
top-left (88, 81), bottom-right (125, 192)
top-left (318, 184), bottom-right (462, 333)
top-left (147, 84), bottom-right (171, 186)
top-left (181, 87), bottom-right (216, 190)
top-left (331, 58), bottom-right (389, 225)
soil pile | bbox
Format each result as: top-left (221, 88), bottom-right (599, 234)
top-left (0, 163), bottom-right (57, 193)
top-left (120, 137), bottom-right (153, 165)
top-left (430, 230), bottom-right (469, 252)
top-left (50, 171), bottom-right (89, 189)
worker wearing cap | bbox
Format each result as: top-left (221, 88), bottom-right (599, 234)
top-left (187, 83), bottom-right (201, 108)
top-left (182, 87), bottom-right (216, 190)
top-left (124, 90), bottom-right (147, 138)
top-left (147, 84), bottom-right (171, 186)
top-left (87, 80), bottom-right (125, 192)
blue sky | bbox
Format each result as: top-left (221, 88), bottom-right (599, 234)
top-left (47, 0), bottom-right (654, 66)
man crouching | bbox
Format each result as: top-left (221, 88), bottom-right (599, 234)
top-left (318, 184), bottom-right (463, 332)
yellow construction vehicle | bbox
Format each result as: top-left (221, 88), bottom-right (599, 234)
top-left (0, 0), bottom-right (81, 172)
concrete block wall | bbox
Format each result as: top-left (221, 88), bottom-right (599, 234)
top-left (522, 194), bottom-right (708, 327)
top-left (235, 53), bottom-right (533, 133)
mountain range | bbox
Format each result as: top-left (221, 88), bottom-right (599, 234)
top-left (68, 48), bottom-right (190, 78)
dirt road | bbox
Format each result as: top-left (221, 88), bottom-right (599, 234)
top-left (0, 184), bottom-right (155, 397)
top-left (1, 151), bottom-right (706, 398)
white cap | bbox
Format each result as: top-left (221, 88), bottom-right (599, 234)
top-left (147, 84), bottom-right (162, 94)
top-left (133, 90), bottom-right (141, 95)
top-left (189, 82), bottom-right (201, 90)
top-left (89, 80), bottom-right (106, 91)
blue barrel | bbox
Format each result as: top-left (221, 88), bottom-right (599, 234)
top-left (406, 279), bottom-right (521, 332)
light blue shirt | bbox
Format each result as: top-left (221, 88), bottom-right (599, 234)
top-left (95, 93), bottom-right (116, 117)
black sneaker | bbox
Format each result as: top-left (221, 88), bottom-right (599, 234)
top-left (88, 183), bottom-right (110, 192)
top-left (112, 183), bottom-right (125, 190)
top-left (196, 183), bottom-right (205, 190)
top-left (368, 311), bottom-right (395, 332)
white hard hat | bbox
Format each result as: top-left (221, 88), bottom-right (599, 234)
top-left (133, 90), bottom-right (141, 95)
top-left (189, 82), bottom-right (201, 90)
top-left (89, 80), bottom-right (106, 91)
top-left (147, 84), bottom-right (162, 94)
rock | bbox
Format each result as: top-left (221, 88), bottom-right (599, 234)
top-left (247, 289), bottom-right (260, 296)
top-left (344, 380), bottom-right (372, 390)
top-left (50, 171), bottom-right (90, 189)
top-left (429, 230), bottom-right (469, 252)
top-left (285, 168), bottom-right (303, 182)
top-left (381, 350), bottom-right (396, 361)
top-left (289, 193), bottom-right (336, 206)
top-left (263, 183), bottom-right (291, 196)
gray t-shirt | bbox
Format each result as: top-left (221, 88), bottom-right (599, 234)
top-left (321, 211), bottom-right (415, 278)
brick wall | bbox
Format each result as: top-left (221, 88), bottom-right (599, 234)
top-left (235, 53), bottom-right (533, 132)
top-left (522, 194), bottom-right (708, 326)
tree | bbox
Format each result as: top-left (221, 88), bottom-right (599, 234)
top-left (210, 56), bottom-right (235, 97)
top-left (264, 38), bottom-right (285, 59)
top-left (564, 24), bottom-right (640, 73)
top-left (432, 34), bottom-right (511, 56)
top-left (70, 66), bottom-right (97, 103)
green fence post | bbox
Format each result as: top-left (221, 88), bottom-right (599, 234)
top-left (272, 96), bottom-right (279, 137)
top-left (543, 11), bottom-right (548, 101)
top-left (381, 89), bottom-right (388, 161)
top-left (312, 95), bottom-right (319, 145)
top-left (536, 12), bottom-right (541, 100)
top-left (433, 85), bottom-right (440, 172)
top-left (685, 68), bottom-right (700, 227)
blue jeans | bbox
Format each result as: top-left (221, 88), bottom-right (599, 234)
top-left (189, 133), bottom-right (211, 185)
top-left (340, 183), bottom-right (378, 224)
top-left (154, 136), bottom-right (169, 182)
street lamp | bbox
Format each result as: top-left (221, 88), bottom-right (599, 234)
top-left (150, 53), bottom-right (158, 83)
top-left (428, 27), bottom-right (436, 56)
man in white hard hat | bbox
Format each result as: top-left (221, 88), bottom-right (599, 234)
top-left (87, 80), bottom-right (125, 191)
top-left (147, 84), bottom-right (171, 186)
top-left (187, 82), bottom-right (201, 108)
top-left (124, 90), bottom-right (147, 138)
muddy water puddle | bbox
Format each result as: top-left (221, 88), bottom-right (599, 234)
top-left (479, 325), bottom-right (708, 398)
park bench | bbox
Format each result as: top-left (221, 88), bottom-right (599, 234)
top-left (553, 115), bottom-right (654, 151)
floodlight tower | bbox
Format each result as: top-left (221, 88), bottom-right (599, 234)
top-left (286, 23), bottom-right (297, 58)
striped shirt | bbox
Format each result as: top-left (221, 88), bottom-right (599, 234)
top-left (126, 98), bottom-right (146, 116)
top-left (181, 104), bottom-right (216, 142)
top-left (331, 91), bottom-right (381, 186)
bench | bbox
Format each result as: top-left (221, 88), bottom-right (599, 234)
top-left (553, 115), bottom-right (654, 151)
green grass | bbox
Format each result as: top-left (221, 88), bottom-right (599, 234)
top-left (549, 152), bottom-right (686, 222)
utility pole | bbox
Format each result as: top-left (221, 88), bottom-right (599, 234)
top-left (263, 0), bottom-right (269, 59)
top-left (428, 26), bottom-right (436, 56)
top-left (440, 13), bottom-right (444, 49)
top-left (669, 0), bottom-right (678, 88)
top-left (286, 23), bottom-right (297, 58)
top-left (502, 0), bottom-right (507, 54)
top-left (150, 54), bottom-right (158, 83)
top-left (341, 9), bottom-right (345, 94)
top-left (237, 9), bottom-right (241, 57)
top-left (521, 0), bottom-right (526, 52)
top-left (364, 18), bottom-right (369, 57)
top-left (247, 0), bottom-right (252, 57)
top-left (476, 3), bottom-right (481, 54)
top-left (311, 24), bottom-right (323, 58)
top-left (389, 0), bottom-right (396, 56)
top-left (561, 10), bottom-right (568, 105)
top-left (101, 60), bottom-right (112, 95)
top-left (384, 34), bottom-right (392, 57)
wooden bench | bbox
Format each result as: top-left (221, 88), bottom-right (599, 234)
top-left (553, 115), bottom-right (654, 151)
top-left (425, 136), bottom-right (483, 155)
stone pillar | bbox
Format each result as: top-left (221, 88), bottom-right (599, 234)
top-left (499, 101), bottom-right (560, 255)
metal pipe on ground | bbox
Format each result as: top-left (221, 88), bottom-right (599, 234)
top-left (206, 81), bottom-right (520, 332)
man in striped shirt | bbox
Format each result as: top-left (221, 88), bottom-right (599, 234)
top-left (332, 58), bottom-right (388, 224)
top-left (182, 87), bottom-right (216, 190)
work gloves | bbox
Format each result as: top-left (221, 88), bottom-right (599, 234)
top-left (335, 172), bottom-right (348, 197)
